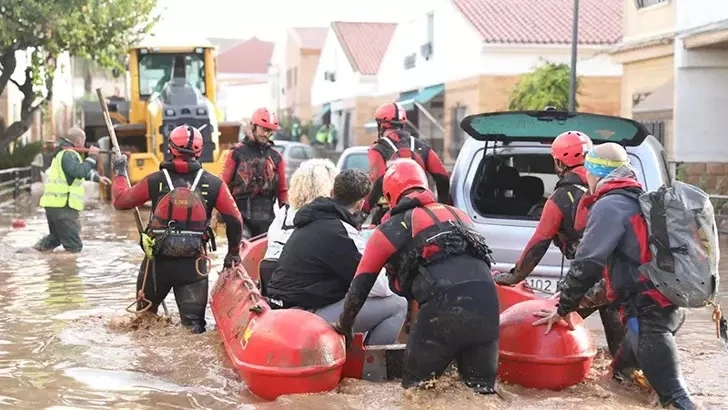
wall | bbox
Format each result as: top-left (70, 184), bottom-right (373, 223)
top-left (673, 42), bottom-right (728, 163)
top-left (377, 0), bottom-right (483, 95)
top-left (675, 0), bottom-right (728, 31)
top-left (283, 31), bottom-right (301, 115)
top-left (480, 45), bottom-right (622, 77)
top-left (297, 50), bottom-right (321, 121)
top-left (310, 30), bottom-right (363, 106)
top-left (619, 55), bottom-right (674, 117)
top-left (622, 0), bottom-right (675, 41)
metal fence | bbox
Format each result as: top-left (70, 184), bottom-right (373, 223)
top-left (0, 167), bottom-right (32, 207)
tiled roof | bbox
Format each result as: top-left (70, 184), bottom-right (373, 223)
top-left (217, 37), bottom-right (274, 74)
top-left (451, 0), bottom-right (622, 45)
top-left (331, 22), bottom-right (397, 75)
top-left (292, 27), bottom-right (328, 50)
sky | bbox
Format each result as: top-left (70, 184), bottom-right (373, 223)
top-left (153, 0), bottom-right (417, 40)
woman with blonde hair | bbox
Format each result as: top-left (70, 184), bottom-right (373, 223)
top-left (260, 159), bottom-right (338, 290)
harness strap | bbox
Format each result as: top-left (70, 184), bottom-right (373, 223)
top-left (190, 169), bottom-right (204, 191)
top-left (161, 169), bottom-right (174, 191)
top-left (381, 136), bottom-right (398, 152)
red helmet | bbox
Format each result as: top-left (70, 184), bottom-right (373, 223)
top-left (169, 125), bottom-right (203, 158)
top-left (551, 131), bottom-right (593, 167)
top-left (382, 159), bottom-right (429, 206)
top-left (374, 102), bottom-right (407, 130)
top-left (250, 108), bottom-right (279, 131)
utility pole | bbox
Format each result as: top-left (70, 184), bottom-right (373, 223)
top-left (568, 0), bottom-right (579, 112)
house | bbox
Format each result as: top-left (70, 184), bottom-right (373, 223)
top-left (216, 38), bottom-right (275, 122)
top-left (610, 0), bottom-right (728, 191)
top-left (374, 0), bottom-right (623, 161)
top-left (310, 22), bottom-right (397, 148)
top-left (279, 27), bottom-right (328, 122)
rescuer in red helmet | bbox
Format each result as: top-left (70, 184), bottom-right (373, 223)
top-left (333, 158), bottom-right (499, 394)
top-left (111, 125), bottom-right (243, 333)
top-left (364, 102), bottom-right (451, 225)
top-left (492, 130), bottom-right (625, 357)
top-left (221, 107), bottom-right (288, 238)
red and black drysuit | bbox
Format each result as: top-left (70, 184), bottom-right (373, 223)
top-left (221, 137), bottom-right (287, 238)
top-left (364, 130), bottom-right (451, 224)
top-left (336, 190), bottom-right (499, 393)
top-left (112, 158), bottom-right (243, 333)
top-left (494, 166), bottom-right (626, 356)
top-left (555, 175), bottom-right (695, 409)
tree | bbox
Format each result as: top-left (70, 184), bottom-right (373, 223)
top-left (508, 61), bottom-right (580, 111)
top-left (0, 0), bottom-right (158, 152)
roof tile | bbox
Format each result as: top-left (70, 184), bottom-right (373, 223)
top-left (451, 0), bottom-right (622, 45)
top-left (331, 22), bottom-right (397, 75)
top-left (217, 38), bottom-right (274, 74)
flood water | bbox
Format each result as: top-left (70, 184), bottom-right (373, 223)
top-left (1, 199), bottom-right (726, 410)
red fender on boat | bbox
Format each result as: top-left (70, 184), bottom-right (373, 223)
top-left (210, 265), bottom-right (346, 401)
top-left (239, 234), bottom-right (268, 283)
top-left (493, 276), bottom-right (539, 313)
top-left (498, 297), bottom-right (597, 390)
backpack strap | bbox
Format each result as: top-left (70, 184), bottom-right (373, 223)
top-left (409, 136), bottom-right (415, 151)
top-left (380, 136), bottom-right (398, 152)
top-left (190, 169), bottom-right (204, 191)
top-left (161, 168), bottom-right (175, 191)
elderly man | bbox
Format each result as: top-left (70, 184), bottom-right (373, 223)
top-left (533, 143), bottom-right (696, 410)
top-left (34, 127), bottom-right (111, 253)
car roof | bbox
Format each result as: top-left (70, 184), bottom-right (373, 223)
top-left (341, 146), bottom-right (368, 154)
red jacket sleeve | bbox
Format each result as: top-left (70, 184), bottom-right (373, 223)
top-left (220, 148), bottom-right (237, 186)
top-left (514, 198), bottom-right (564, 277)
top-left (214, 182), bottom-right (243, 254)
top-left (275, 155), bottom-right (288, 204)
top-left (112, 175), bottom-right (151, 210)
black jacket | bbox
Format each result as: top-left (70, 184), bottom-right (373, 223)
top-left (266, 196), bottom-right (363, 310)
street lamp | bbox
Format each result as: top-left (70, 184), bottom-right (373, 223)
top-left (568, 0), bottom-right (579, 112)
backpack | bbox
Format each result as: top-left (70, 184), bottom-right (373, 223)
top-left (634, 181), bottom-right (720, 308)
top-left (147, 168), bottom-right (210, 258)
top-left (373, 133), bottom-right (428, 169)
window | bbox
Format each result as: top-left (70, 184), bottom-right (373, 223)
top-left (426, 12), bottom-right (434, 45)
top-left (286, 69), bottom-right (291, 89)
top-left (635, 0), bottom-right (668, 9)
top-left (304, 145), bottom-right (316, 159)
top-left (343, 153), bottom-right (369, 172)
top-left (641, 120), bottom-right (666, 146)
top-left (138, 52), bottom-right (205, 98)
top-left (272, 145), bottom-right (285, 154)
top-left (289, 146), bottom-right (307, 160)
top-left (293, 67), bottom-right (298, 87)
top-left (471, 153), bottom-right (647, 219)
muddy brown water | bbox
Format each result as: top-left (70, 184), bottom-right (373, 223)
top-left (0, 201), bottom-right (726, 409)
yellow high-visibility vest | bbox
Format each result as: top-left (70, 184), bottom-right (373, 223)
top-left (39, 150), bottom-right (85, 211)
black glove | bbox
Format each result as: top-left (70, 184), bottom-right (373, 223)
top-left (113, 155), bottom-right (128, 176)
top-left (330, 321), bottom-right (353, 349)
top-left (224, 253), bottom-right (241, 268)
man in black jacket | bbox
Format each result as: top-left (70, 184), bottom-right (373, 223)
top-left (266, 169), bottom-right (407, 345)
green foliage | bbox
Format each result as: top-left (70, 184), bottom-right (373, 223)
top-left (0, 0), bottom-right (159, 150)
top-left (0, 140), bottom-right (43, 169)
top-left (508, 61), bottom-right (579, 111)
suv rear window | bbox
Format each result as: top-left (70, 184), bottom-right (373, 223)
top-left (343, 153), bottom-right (369, 172)
top-left (471, 152), bottom-right (647, 220)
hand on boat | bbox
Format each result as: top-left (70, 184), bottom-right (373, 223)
top-left (330, 322), bottom-right (353, 348)
top-left (532, 308), bottom-right (575, 335)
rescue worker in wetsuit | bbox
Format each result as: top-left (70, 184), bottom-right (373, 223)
top-left (533, 143), bottom-right (696, 410)
top-left (111, 125), bottom-right (243, 333)
top-left (34, 128), bottom-right (111, 253)
top-left (221, 108), bottom-right (288, 238)
top-left (363, 102), bottom-right (451, 225)
top-left (493, 131), bottom-right (626, 356)
top-left (333, 158), bottom-right (499, 394)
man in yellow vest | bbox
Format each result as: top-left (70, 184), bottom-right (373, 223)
top-left (34, 127), bottom-right (111, 253)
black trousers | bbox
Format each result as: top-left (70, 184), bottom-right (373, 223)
top-left (612, 304), bottom-right (695, 409)
top-left (403, 280), bottom-right (500, 392)
top-left (136, 256), bottom-right (209, 333)
top-left (576, 305), bottom-right (626, 357)
top-left (35, 207), bottom-right (83, 252)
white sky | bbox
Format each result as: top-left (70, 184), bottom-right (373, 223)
top-left (154, 0), bottom-right (416, 40)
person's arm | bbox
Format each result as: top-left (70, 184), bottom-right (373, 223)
top-left (214, 183), bottom-right (243, 254)
top-left (496, 198), bottom-right (564, 284)
top-left (363, 148), bottom-right (386, 213)
top-left (274, 152), bottom-right (288, 204)
top-left (61, 150), bottom-right (101, 183)
top-left (556, 200), bottom-right (626, 317)
top-left (337, 225), bottom-right (399, 331)
top-left (112, 175), bottom-right (151, 210)
top-left (424, 148), bottom-right (451, 205)
top-left (219, 148), bottom-right (238, 186)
